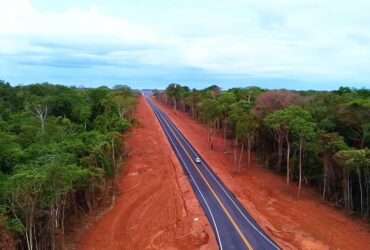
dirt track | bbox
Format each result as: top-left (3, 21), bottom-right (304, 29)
top-left (78, 97), bottom-right (217, 250)
top-left (156, 99), bottom-right (370, 250)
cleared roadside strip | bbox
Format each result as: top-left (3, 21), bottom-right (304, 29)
top-left (149, 101), bottom-right (224, 250)
top-left (159, 110), bottom-right (280, 250)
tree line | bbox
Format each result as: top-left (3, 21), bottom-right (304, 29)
top-left (155, 83), bottom-right (370, 219)
top-left (0, 81), bottom-right (137, 249)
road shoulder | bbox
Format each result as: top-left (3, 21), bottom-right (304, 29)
top-left (77, 96), bottom-right (217, 250)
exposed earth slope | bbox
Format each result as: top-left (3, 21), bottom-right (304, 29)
top-left (156, 98), bottom-right (370, 250)
top-left (78, 96), bottom-right (216, 250)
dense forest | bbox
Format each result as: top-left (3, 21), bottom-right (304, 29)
top-left (155, 84), bottom-right (370, 219)
top-left (0, 81), bottom-right (137, 249)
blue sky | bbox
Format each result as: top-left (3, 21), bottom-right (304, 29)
top-left (1, 0), bottom-right (370, 90)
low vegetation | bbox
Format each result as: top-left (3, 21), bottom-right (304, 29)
top-left (156, 84), bottom-right (370, 218)
top-left (0, 81), bottom-right (137, 249)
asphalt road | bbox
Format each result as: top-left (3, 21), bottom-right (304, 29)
top-left (146, 96), bottom-right (280, 250)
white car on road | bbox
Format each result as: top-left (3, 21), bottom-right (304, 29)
top-left (195, 157), bottom-right (201, 163)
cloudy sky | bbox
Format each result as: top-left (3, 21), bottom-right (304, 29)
top-left (1, 0), bottom-right (370, 90)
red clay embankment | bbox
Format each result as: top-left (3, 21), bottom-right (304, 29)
top-left (156, 99), bottom-right (370, 250)
top-left (78, 96), bottom-right (217, 250)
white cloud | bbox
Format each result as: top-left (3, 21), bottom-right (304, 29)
top-left (1, 0), bottom-right (370, 87)
top-left (0, 0), bottom-right (154, 39)
top-left (172, 0), bottom-right (370, 82)
top-left (0, 0), bottom-right (163, 62)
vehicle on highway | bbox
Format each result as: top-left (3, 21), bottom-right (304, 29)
top-left (195, 157), bottom-right (201, 163)
top-left (148, 97), bottom-right (280, 250)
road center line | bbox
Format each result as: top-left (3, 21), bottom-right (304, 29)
top-left (155, 105), bottom-right (254, 250)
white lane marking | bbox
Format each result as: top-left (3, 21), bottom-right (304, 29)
top-left (159, 105), bottom-right (280, 250)
top-left (159, 110), bottom-right (254, 250)
top-left (149, 101), bottom-right (224, 250)
top-left (155, 108), bottom-right (224, 250)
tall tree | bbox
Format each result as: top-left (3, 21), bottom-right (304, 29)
top-left (265, 106), bottom-right (313, 185)
top-left (319, 133), bottom-right (348, 200)
top-left (265, 108), bottom-right (292, 183)
top-left (288, 108), bottom-right (316, 196)
top-left (199, 98), bottom-right (222, 150)
top-left (27, 96), bottom-right (49, 134)
top-left (335, 149), bottom-right (370, 215)
top-left (337, 99), bottom-right (370, 148)
top-left (217, 92), bottom-right (237, 150)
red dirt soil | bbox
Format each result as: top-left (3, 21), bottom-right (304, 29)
top-left (155, 99), bottom-right (370, 250)
top-left (0, 225), bottom-right (15, 250)
top-left (78, 96), bottom-right (217, 250)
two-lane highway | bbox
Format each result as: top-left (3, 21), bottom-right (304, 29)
top-left (146, 96), bottom-right (280, 250)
